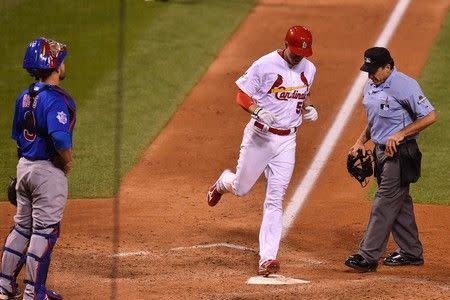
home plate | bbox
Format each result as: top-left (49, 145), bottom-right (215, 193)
top-left (247, 274), bottom-right (310, 285)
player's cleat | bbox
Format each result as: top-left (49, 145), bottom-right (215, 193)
top-left (46, 289), bottom-right (64, 300)
top-left (258, 259), bottom-right (280, 277)
top-left (0, 286), bottom-right (21, 300)
top-left (383, 252), bottom-right (424, 266)
top-left (344, 254), bottom-right (378, 272)
top-left (207, 183), bottom-right (223, 207)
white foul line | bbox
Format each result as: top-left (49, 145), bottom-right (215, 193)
top-left (282, 0), bottom-right (411, 238)
top-left (111, 243), bottom-right (256, 258)
top-left (171, 242), bottom-right (257, 252)
top-left (112, 251), bottom-right (151, 258)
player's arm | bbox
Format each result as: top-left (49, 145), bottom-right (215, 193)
top-left (47, 96), bottom-right (74, 175)
top-left (350, 125), bottom-right (371, 156)
top-left (236, 89), bottom-right (255, 113)
top-left (302, 97), bottom-right (316, 110)
top-left (51, 131), bottom-right (73, 175)
top-left (301, 97), bottom-right (318, 122)
top-left (236, 90), bottom-right (276, 126)
top-left (386, 110), bottom-right (436, 155)
top-left (302, 98), bottom-right (317, 112)
top-left (397, 110), bottom-right (436, 138)
top-left (11, 100), bottom-right (23, 160)
top-left (386, 85), bottom-right (436, 154)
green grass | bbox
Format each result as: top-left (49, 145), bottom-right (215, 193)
top-left (368, 11), bottom-right (450, 205)
top-left (410, 11), bottom-right (450, 205)
top-left (0, 0), bottom-right (256, 199)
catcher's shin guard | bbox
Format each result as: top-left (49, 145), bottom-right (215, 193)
top-left (0, 224), bottom-right (31, 293)
top-left (24, 223), bottom-right (60, 300)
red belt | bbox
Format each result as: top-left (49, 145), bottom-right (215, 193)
top-left (254, 121), bottom-right (296, 136)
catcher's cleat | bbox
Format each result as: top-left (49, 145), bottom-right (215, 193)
top-left (46, 289), bottom-right (64, 300)
top-left (0, 285), bottom-right (21, 300)
top-left (383, 252), bottom-right (424, 266)
top-left (344, 254), bottom-right (378, 272)
top-left (258, 259), bottom-right (280, 277)
top-left (207, 183), bottom-right (223, 207)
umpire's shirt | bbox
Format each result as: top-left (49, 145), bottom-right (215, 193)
top-left (363, 68), bottom-right (434, 145)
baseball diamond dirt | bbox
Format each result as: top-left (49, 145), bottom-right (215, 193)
top-left (1, 0), bottom-right (449, 299)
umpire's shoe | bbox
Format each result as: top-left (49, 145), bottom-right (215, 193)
top-left (0, 285), bottom-right (21, 299)
top-left (344, 254), bottom-right (378, 272)
top-left (383, 252), bottom-right (424, 266)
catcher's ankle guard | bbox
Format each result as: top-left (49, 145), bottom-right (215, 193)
top-left (347, 150), bottom-right (373, 187)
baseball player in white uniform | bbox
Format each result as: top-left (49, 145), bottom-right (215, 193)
top-left (207, 26), bottom-right (319, 276)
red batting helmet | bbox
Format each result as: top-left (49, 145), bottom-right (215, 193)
top-left (285, 26), bottom-right (313, 57)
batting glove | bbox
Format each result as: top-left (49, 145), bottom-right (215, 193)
top-left (252, 107), bottom-right (276, 126)
top-left (303, 105), bottom-right (318, 122)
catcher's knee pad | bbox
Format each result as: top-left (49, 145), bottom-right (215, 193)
top-left (0, 223), bottom-right (31, 291)
top-left (24, 223), bottom-right (60, 300)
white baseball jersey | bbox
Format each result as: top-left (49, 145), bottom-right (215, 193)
top-left (236, 50), bottom-right (316, 129)
top-left (211, 50), bottom-right (318, 266)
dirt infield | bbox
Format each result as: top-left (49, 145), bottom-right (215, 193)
top-left (1, 0), bottom-right (449, 299)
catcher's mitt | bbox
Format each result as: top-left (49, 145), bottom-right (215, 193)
top-left (7, 177), bottom-right (17, 206)
top-left (347, 150), bottom-right (373, 187)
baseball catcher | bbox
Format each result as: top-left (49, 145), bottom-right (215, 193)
top-left (0, 37), bottom-right (74, 300)
top-left (347, 149), bottom-right (373, 187)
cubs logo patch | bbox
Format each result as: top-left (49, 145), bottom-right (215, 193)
top-left (56, 111), bottom-right (68, 124)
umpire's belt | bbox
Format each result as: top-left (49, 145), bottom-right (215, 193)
top-left (375, 139), bottom-right (417, 151)
top-left (254, 121), bottom-right (296, 136)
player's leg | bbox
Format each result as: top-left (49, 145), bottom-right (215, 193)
top-left (23, 224), bottom-right (60, 300)
top-left (23, 162), bottom-right (67, 300)
top-left (0, 224), bottom-right (31, 298)
top-left (0, 163), bottom-right (32, 298)
top-left (208, 122), bottom-right (273, 206)
top-left (226, 123), bottom-right (273, 196)
top-left (358, 157), bottom-right (406, 262)
top-left (387, 191), bottom-right (423, 265)
top-left (258, 137), bottom-right (296, 269)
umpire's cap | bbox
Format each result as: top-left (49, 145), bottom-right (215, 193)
top-left (360, 47), bottom-right (393, 73)
top-left (285, 26), bottom-right (313, 57)
top-left (23, 37), bottom-right (67, 71)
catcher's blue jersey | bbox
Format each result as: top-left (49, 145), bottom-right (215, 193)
top-left (11, 82), bottom-right (76, 160)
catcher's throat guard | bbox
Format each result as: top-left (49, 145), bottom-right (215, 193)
top-left (347, 150), bottom-right (373, 187)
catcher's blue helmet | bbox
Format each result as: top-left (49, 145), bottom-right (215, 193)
top-left (23, 37), bottom-right (67, 71)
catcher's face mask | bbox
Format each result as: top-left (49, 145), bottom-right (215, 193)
top-left (347, 150), bottom-right (373, 187)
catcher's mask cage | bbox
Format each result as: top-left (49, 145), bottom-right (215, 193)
top-left (347, 149), bottom-right (374, 187)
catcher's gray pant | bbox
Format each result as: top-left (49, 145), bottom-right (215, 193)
top-left (0, 158), bottom-right (67, 298)
top-left (15, 158), bottom-right (68, 228)
top-left (358, 147), bottom-right (423, 262)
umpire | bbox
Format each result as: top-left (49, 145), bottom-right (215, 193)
top-left (344, 47), bottom-right (437, 272)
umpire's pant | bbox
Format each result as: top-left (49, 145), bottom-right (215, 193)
top-left (358, 146), bottom-right (423, 262)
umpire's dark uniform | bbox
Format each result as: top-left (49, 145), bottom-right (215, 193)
top-left (345, 47), bottom-right (436, 272)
